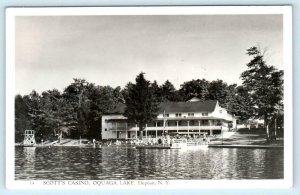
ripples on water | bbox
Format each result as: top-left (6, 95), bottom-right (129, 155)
top-left (15, 147), bottom-right (283, 180)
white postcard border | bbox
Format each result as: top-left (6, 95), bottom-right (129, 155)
top-left (5, 6), bottom-right (293, 189)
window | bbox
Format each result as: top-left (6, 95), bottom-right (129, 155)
top-left (202, 113), bottom-right (208, 116)
top-left (202, 120), bottom-right (208, 125)
top-left (163, 113), bottom-right (169, 117)
top-left (175, 113), bottom-right (182, 117)
top-left (188, 113), bottom-right (194, 117)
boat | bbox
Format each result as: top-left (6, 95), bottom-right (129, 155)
top-left (170, 138), bottom-right (208, 149)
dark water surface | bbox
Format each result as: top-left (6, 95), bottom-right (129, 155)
top-left (15, 146), bottom-right (283, 180)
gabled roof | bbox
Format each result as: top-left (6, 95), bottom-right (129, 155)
top-left (159, 100), bottom-right (217, 113)
top-left (107, 100), bottom-right (218, 114)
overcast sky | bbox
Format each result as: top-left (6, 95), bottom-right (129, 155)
top-left (15, 14), bottom-right (283, 95)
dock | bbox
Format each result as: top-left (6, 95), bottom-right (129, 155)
top-left (208, 144), bottom-right (283, 149)
top-left (135, 145), bottom-right (171, 149)
top-left (135, 144), bottom-right (283, 150)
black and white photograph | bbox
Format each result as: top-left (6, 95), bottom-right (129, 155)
top-left (5, 6), bottom-right (292, 189)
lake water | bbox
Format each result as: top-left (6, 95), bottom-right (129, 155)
top-left (15, 146), bottom-right (283, 180)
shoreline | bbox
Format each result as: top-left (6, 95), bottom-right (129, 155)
top-left (15, 143), bottom-right (284, 149)
top-left (15, 129), bottom-right (284, 149)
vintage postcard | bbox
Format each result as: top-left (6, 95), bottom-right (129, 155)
top-left (6, 6), bottom-right (292, 189)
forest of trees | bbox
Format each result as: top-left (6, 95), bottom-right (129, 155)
top-left (15, 46), bottom-right (284, 142)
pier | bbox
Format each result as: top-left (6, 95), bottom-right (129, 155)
top-left (135, 145), bottom-right (171, 149)
top-left (208, 144), bottom-right (283, 149)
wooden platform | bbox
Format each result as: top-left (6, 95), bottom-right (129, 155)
top-left (208, 144), bottom-right (283, 149)
top-left (15, 144), bottom-right (283, 150)
top-left (135, 145), bottom-right (171, 149)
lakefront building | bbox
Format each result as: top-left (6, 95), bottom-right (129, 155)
top-left (101, 97), bottom-right (237, 139)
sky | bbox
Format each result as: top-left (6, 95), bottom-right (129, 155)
top-left (15, 14), bottom-right (283, 95)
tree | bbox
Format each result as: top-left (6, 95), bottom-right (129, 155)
top-left (23, 90), bottom-right (46, 141)
top-left (240, 46), bottom-right (284, 140)
top-left (179, 79), bottom-right (210, 101)
top-left (225, 85), bottom-right (255, 122)
top-left (124, 72), bottom-right (159, 139)
top-left (151, 80), bottom-right (162, 102)
top-left (40, 89), bottom-right (67, 142)
top-left (15, 95), bottom-right (31, 142)
top-left (86, 85), bottom-right (123, 139)
top-left (208, 79), bottom-right (229, 107)
top-left (161, 80), bottom-right (177, 101)
top-left (21, 89), bottom-right (68, 142)
top-left (269, 104), bottom-right (284, 139)
top-left (63, 79), bottom-right (91, 138)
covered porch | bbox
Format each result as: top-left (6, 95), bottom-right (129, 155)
top-left (105, 117), bottom-right (232, 139)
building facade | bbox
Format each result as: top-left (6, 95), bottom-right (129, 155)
top-left (101, 98), bottom-right (237, 139)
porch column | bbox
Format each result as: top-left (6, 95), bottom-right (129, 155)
top-left (198, 121), bottom-right (201, 136)
top-left (209, 120), bottom-right (212, 136)
top-left (176, 121), bottom-right (179, 133)
top-left (145, 124), bottom-right (148, 139)
top-left (116, 122), bottom-right (118, 139)
top-left (135, 124), bottom-right (138, 139)
top-left (125, 122), bottom-right (128, 140)
top-left (187, 121), bottom-right (190, 136)
top-left (221, 125), bottom-right (223, 143)
top-left (155, 122), bottom-right (158, 138)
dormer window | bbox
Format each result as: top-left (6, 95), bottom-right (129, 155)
top-left (188, 113), bottom-right (194, 117)
top-left (163, 113), bottom-right (169, 117)
top-left (202, 113), bottom-right (208, 116)
top-left (175, 113), bottom-right (182, 117)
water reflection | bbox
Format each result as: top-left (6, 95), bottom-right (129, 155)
top-left (15, 147), bottom-right (283, 180)
top-left (15, 147), bottom-right (36, 180)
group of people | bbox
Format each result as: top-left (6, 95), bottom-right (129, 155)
top-left (128, 134), bottom-right (210, 146)
top-left (90, 133), bottom-right (210, 147)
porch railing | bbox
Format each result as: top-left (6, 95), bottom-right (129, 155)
top-left (108, 125), bottom-right (227, 131)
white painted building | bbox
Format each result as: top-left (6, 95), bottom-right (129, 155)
top-left (101, 99), bottom-right (237, 139)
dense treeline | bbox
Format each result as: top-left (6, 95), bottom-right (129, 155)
top-left (15, 79), bottom-right (124, 142)
top-left (15, 78), bottom-right (241, 142)
top-left (15, 46), bottom-right (284, 142)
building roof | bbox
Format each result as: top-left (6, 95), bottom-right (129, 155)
top-left (106, 116), bottom-right (225, 122)
top-left (108, 100), bottom-right (218, 114)
top-left (158, 100), bottom-right (217, 113)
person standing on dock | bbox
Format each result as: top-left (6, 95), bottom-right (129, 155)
top-left (93, 138), bottom-right (96, 148)
top-left (167, 136), bottom-right (171, 146)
